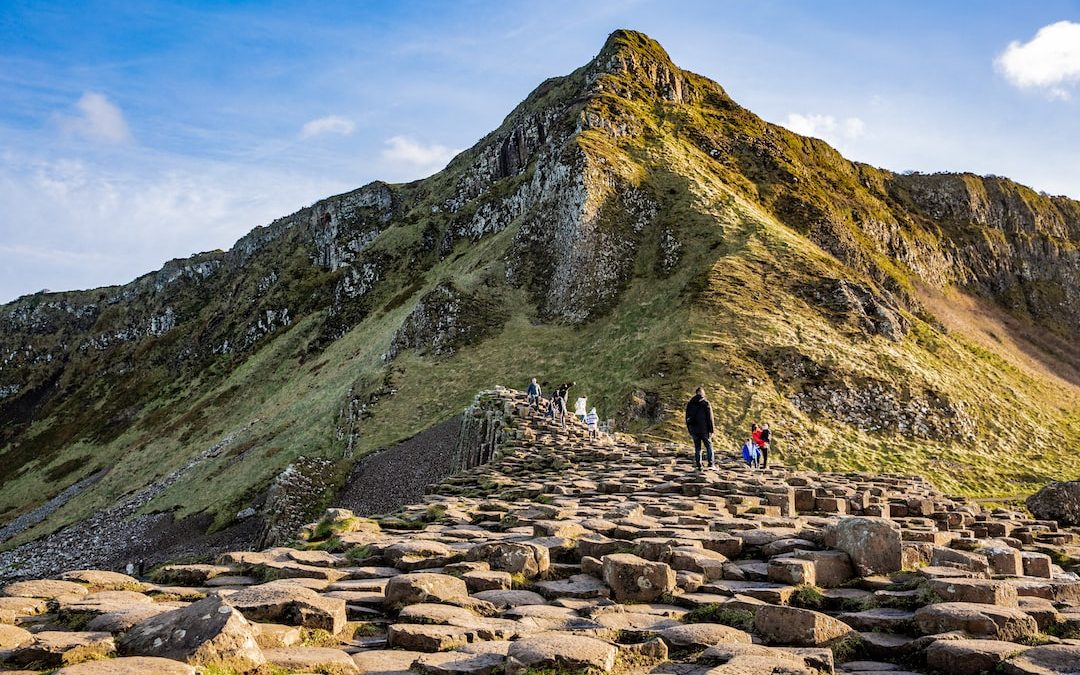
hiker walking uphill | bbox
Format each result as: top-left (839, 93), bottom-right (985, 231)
top-left (547, 382), bottom-right (573, 428)
top-left (584, 407), bottom-right (599, 440)
top-left (685, 387), bottom-right (715, 470)
top-left (574, 395), bottom-right (588, 422)
top-left (526, 378), bottom-right (542, 411)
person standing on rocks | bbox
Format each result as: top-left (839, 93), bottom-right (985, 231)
top-left (759, 422), bottom-right (772, 469)
top-left (685, 386), bottom-right (715, 470)
top-left (585, 407), bottom-right (600, 440)
top-left (527, 377), bottom-right (542, 412)
top-left (575, 394), bottom-right (588, 422)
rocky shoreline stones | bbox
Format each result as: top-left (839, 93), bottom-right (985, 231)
top-left (1, 387), bottom-right (1079, 674)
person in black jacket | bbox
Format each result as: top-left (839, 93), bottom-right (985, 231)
top-left (685, 386), bottom-right (715, 470)
top-left (759, 423), bottom-right (772, 469)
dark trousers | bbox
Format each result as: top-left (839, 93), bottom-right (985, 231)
top-left (691, 433), bottom-right (714, 467)
top-left (760, 444), bottom-right (769, 468)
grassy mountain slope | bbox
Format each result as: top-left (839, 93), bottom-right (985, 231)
top-left (2, 30), bottom-right (1078, 552)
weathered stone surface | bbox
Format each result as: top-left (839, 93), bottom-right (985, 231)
top-left (263, 646), bottom-right (360, 673)
top-left (914, 602), bottom-right (1039, 641)
top-left (999, 644), bottom-right (1080, 674)
top-left (388, 623), bottom-right (474, 652)
top-left (3, 579), bottom-right (89, 599)
top-left (153, 564), bottom-right (234, 585)
top-left (471, 589), bottom-right (546, 608)
top-left (505, 632), bottom-right (618, 675)
top-left (53, 657), bottom-right (198, 674)
top-left (601, 553), bottom-right (675, 602)
top-left (58, 570), bottom-right (143, 591)
top-left (465, 542), bottom-right (550, 577)
top-left (385, 573), bottom-right (470, 609)
top-left (925, 638), bottom-right (1029, 675)
top-left (85, 603), bottom-right (180, 633)
top-left (754, 605), bottom-right (857, 647)
top-left (928, 578), bottom-right (1019, 607)
top-left (225, 583), bottom-right (346, 633)
top-left (8, 630), bottom-right (116, 667)
top-left (1026, 479), bottom-right (1080, 526)
top-left (415, 649), bottom-right (507, 675)
top-left (352, 648), bottom-right (426, 674)
top-left (659, 623), bottom-right (751, 650)
top-left (118, 595), bottom-right (264, 671)
top-left (824, 517), bottom-right (903, 575)
top-left (0, 623), bottom-right (33, 648)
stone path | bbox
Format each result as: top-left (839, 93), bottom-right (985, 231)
top-left (1, 386), bottom-right (1078, 674)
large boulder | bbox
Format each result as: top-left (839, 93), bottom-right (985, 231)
top-left (925, 639), bottom-right (1029, 675)
top-left (914, 602), bottom-right (1038, 641)
top-left (225, 583), bottom-right (346, 633)
top-left (601, 553), bottom-right (675, 602)
top-left (465, 542), bottom-right (550, 577)
top-left (659, 623), bottom-right (752, 651)
top-left (754, 605), bottom-right (857, 647)
top-left (824, 517), bottom-right (903, 575)
top-left (927, 578), bottom-right (1018, 607)
top-left (1027, 479), bottom-right (1080, 526)
top-left (118, 595), bottom-right (265, 671)
top-left (384, 573), bottom-right (470, 609)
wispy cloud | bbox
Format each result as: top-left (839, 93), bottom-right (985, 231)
top-left (381, 135), bottom-right (458, 169)
top-left (378, 134), bottom-right (457, 179)
top-left (996, 21), bottom-right (1080, 100)
top-left (783, 113), bottom-right (866, 144)
top-left (57, 92), bottom-right (133, 143)
top-left (300, 115), bottom-right (355, 139)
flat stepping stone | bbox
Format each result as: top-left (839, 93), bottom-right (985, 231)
top-left (414, 650), bottom-right (506, 675)
top-left (837, 608), bottom-right (916, 632)
top-left (3, 579), bottom-right (89, 599)
top-left (1000, 644), bottom-right (1080, 674)
top-left (505, 632), bottom-right (617, 675)
top-left (53, 657), bottom-right (197, 674)
top-left (352, 648), bottom-right (426, 674)
top-left (0, 623), bottom-right (33, 648)
top-left (9, 630), bottom-right (116, 668)
top-left (659, 623), bottom-right (752, 650)
top-left (59, 570), bottom-right (143, 591)
top-left (914, 602), bottom-right (1038, 641)
top-left (532, 574), bottom-right (609, 599)
top-left (925, 639), bottom-right (1030, 675)
top-left (264, 646), bottom-right (360, 673)
top-left (471, 589), bottom-right (546, 608)
top-left (388, 623), bottom-right (475, 652)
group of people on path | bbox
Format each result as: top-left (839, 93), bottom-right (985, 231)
top-left (685, 386), bottom-right (773, 471)
top-left (526, 377), bottom-right (601, 440)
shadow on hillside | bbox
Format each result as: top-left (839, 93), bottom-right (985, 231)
top-left (918, 283), bottom-right (1080, 391)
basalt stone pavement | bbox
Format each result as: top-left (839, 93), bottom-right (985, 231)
top-left (2, 387), bottom-right (1078, 674)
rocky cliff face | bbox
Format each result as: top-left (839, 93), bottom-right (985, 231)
top-left (1, 30), bottom-right (1078, 562)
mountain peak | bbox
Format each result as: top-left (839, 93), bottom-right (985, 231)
top-left (588, 29), bottom-right (691, 104)
top-left (595, 29), bottom-right (675, 67)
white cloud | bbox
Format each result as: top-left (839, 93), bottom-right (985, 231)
top-left (783, 113), bottom-right (866, 144)
top-left (381, 135), bottom-right (457, 170)
top-left (0, 151), bottom-right (351, 302)
top-left (996, 21), bottom-right (1080, 98)
top-left (300, 115), bottom-right (355, 138)
top-left (58, 92), bottom-right (132, 143)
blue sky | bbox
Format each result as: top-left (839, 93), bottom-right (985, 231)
top-left (2, 1), bottom-right (1079, 302)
